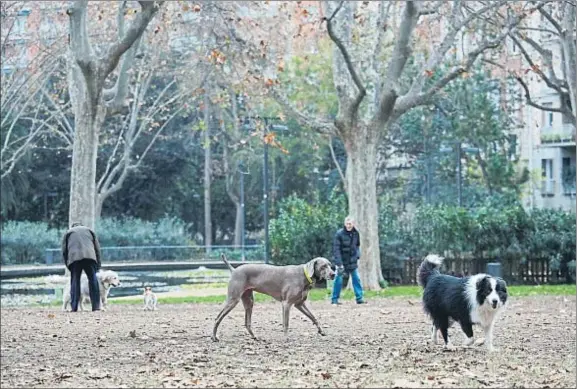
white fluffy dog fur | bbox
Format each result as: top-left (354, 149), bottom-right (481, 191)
top-left (62, 269), bottom-right (121, 311)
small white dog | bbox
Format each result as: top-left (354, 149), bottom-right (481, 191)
top-left (143, 286), bottom-right (158, 311)
top-left (62, 270), bottom-right (121, 311)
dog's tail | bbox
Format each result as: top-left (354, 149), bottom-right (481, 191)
top-left (220, 253), bottom-right (235, 272)
top-left (417, 254), bottom-right (443, 288)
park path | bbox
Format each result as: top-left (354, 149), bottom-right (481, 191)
top-left (1, 295), bottom-right (575, 388)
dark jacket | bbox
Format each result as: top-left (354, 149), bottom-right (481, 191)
top-left (333, 226), bottom-right (360, 271)
top-left (61, 225), bottom-right (101, 269)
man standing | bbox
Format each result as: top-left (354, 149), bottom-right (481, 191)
top-left (331, 216), bottom-right (366, 305)
top-left (61, 222), bottom-right (102, 311)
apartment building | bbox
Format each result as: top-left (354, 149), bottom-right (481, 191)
top-left (516, 8), bottom-right (576, 212)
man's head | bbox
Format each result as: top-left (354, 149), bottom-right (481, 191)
top-left (344, 216), bottom-right (354, 231)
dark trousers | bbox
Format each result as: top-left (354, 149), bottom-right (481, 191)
top-left (69, 258), bottom-right (101, 311)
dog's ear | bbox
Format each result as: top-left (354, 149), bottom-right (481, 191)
top-left (495, 277), bottom-right (507, 290)
top-left (304, 258), bottom-right (317, 279)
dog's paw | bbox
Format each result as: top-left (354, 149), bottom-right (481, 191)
top-left (211, 336), bottom-right (220, 342)
top-left (463, 337), bottom-right (474, 347)
top-left (443, 343), bottom-right (456, 352)
top-left (474, 338), bottom-right (485, 346)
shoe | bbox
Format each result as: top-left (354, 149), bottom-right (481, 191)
top-left (331, 301), bottom-right (342, 305)
top-left (356, 300), bottom-right (367, 305)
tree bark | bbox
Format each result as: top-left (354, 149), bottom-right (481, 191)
top-left (95, 193), bottom-right (104, 221)
top-left (68, 92), bottom-right (106, 230)
top-left (66, 0), bottom-right (162, 230)
top-left (343, 125), bottom-right (383, 290)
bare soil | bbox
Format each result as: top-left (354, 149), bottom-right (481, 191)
top-left (1, 295), bottom-right (575, 388)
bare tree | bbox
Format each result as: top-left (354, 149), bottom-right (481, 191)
top-left (66, 0), bottom-right (163, 230)
top-left (1, 3), bottom-right (68, 178)
top-left (508, 1), bottom-right (576, 124)
top-left (95, 55), bottom-right (189, 219)
top-left (258, 1), bottom-right (539, 288)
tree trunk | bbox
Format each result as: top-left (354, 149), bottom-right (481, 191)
top-left (68, 100), bottom-right (105, 231)
top-left (234, 202), bottom-right (242, 246)
top-left (203, 93), bottom-right (212, 251)
top-left (343, 126), bottom-right (383, 290)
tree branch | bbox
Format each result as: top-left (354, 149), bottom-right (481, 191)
top-left (67, 0), bottom-right (92, 71)
top-left (393, 4), bottom-right (539, 118)
top-left (378, 1), bottom-right (420, 124)
top-left (102, 0), bottom-right (163, 78)
top-left (538, 5), bottom-right (563, 34)
top-left (512, 32), bottom-right (567, 91)
top-left (405, 1), bottom-right (509, 103)
top-left (514, 73), bottom-right (568, 114)
top-left (268, 88), bottom-right (334, 135)
top-left (419, 1), bottom-right (444, 16)
top-left (324, 1), bottom-right (366, 117)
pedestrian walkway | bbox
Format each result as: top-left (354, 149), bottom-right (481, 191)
top-left (0, 260), bottom-right (262, 279)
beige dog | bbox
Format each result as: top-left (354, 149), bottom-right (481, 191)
top-left (62, 270), bottom-right (121, 311)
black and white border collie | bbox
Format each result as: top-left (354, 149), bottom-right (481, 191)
top-left (417, 254), bottom-right (508, 352)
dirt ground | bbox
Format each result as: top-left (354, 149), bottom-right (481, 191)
top-left (1, 295), bottom-right (575, 388)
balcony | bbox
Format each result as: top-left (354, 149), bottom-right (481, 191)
top-left (539, 179), bottom-right (577, 197)
top-left (540, 179), bottom-right (555, 196)
top-left (562, 181), bottom-right (576, 197)
top-left (540, 124), bottom-right (576, 147)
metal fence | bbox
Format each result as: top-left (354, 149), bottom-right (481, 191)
top-left (44, 245), bottom-right (264, 265)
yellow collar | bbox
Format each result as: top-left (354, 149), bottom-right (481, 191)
top-left (304, 267), bottom-right (313, 285)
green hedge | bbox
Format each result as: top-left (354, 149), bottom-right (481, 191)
top-left (269, 192), bottom-right (347, 266)
top-left (1, 221), bottom-right (63, 265)
top-left (0, 217), bottom-right (192, 265)
top-left (268, 193), bottom-right (575, 281)
top-left (379, 196), bottom-right (575, 280)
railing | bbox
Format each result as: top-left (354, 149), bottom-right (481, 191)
top-left (540, 124), bottom-right (576, 145)
top-left (562, 181), bottom-right (577, 196)
top-left (540, 179), bottom-right (556, 196)
top-left (44, 245), bottom-right (264, 265)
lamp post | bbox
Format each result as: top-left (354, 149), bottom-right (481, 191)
top-left (263, 118), bottom-right (270, 264)
top-left (439, 142), bottom-right (480, 207)
top-left (240, 116), bottom-right (288, 264)
top-left (44, 192), bottom-right (58, 223)
top-left (238, 161), bottom-right (248, 262)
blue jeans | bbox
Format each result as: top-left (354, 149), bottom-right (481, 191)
top-left (69, 258), bottom-right (101, 311)
top-left (332, 268), bottom-right (364, 303)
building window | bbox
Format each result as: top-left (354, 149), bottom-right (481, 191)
top-left (541, 158), bottom-right (554, 196)
top-left (508, 134), bottom-right (517, 160)
top-left (562, 157), bottom-right (576, 196)
top-left (542, 102), bottom-right (553, 127)
top-left (13, 9), bottom-right (30, 36)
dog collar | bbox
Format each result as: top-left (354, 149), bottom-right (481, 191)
top-left (303, 267), bottom-right (314, 285)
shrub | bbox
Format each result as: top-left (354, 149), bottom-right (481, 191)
top-left (269, 192), bottom-right (347, 266)
top-left (96, 216), bottom-right (191, 247)
top-left (378, 196), bottom-right (575, 282)
top-left (1, 221), bottom-right (63, 265)
top-left (1, 217), bottom-right (192, 265)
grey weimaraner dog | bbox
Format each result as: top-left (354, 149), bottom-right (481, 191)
top-left (212, 254), bottom-right (336, 342)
